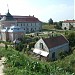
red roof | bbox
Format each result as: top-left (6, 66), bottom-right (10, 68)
top-left (43, 35), bottom-right (68, 49)
top-left (63, 20), bottom-right (75, 23)
top-left (0, 15), bottom-right (41, 22)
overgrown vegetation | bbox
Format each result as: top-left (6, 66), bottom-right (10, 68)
top-left (0, 47), bottom-right (75, 75)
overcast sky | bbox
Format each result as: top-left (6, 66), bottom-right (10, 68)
top-left (0, 0), bottom-right (74, 22)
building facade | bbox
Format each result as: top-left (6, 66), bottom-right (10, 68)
top-left (0, 12), bottom-right (42, 33)
top-left (62, 20), bottom-right (75, 30)
top-left (0, 11), bottom-right (42, 41)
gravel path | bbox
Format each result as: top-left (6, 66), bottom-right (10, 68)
top-left (0, 57), bottom-right (6, 75)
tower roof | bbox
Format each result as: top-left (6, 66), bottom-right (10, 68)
top-left (1, 10), bottom-right (15, 21)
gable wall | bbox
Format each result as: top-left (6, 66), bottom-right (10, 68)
top-left (35, 38), bottom-right (49, 52)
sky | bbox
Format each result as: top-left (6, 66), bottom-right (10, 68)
top-left (0, 0), bottom-right (74, 22)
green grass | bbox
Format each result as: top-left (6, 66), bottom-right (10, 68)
top-left (0, 47), bottom-right (75, 75)
top-left (42, 24), bottom-right (56, 31)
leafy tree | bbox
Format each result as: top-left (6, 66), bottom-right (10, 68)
top-left (48, 18), bottom-right (53, 25)
top-left (55, 21), bottom-right (62, 29)
top-left (67, 32), bottom-right (75, 47)
top-left (15, 43), bottom-right (24, 51)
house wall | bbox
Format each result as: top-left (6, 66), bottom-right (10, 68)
top-left (0, 19), bottom-right (42, 33)
top-left (1, 32), bottom-right (7, 41)
top-left (49, 43), bottom-right (69, 60)
top-left (9, 32), bottom-right (24, 41)
top-left (35, 38), bottom-right (49, 52)
top-left (16, 22), bottom-right (42, 33)
top-left (9, 32), bottom-right (13, 41)
top-left (0, 21), bottom-right (17, 29)
top-left (62, 23), bottom-right (70, 30)
top-left (62, 22), bottom-right (75, 30)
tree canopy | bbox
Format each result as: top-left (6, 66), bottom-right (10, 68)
top-left (48, 18), bottom-right (53, 25)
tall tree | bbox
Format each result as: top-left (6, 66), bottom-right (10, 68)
top-left (48, 18), bottom-right (53, 25)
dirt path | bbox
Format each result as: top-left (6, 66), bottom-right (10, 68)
top-left (0, 57), bottom-right (6, 75)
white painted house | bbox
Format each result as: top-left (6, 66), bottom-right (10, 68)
top-left (33, 35), bottom-right (69, 60)
top-left (62, 20), bottom-right (75, 30)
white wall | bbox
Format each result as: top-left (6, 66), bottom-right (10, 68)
top-left (35, 38), bottom-right (49, 52)
top-left (62, 22), bottom-right (75, 30)
top-left (62, 23), bottom-right (70, 30)
top-left (16, 22), bottom-right (42, 33)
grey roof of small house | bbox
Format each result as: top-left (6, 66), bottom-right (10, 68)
top-left (42, 35), bottom-right (69, 49)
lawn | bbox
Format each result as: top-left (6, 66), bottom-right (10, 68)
top-left (42, 24), bottom-right (56, 31)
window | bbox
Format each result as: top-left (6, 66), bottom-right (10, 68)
top-left (24, 28), bottom-right (25, 30)
top-left (21, 24), bottom-right (22, 26)
top-left (24, 23), bottom-right (25, 26)
top-left (52, 52), bottom-right (55, 60)
top-left (40, 43), bottom-right (43, 49)
top-left (17, 28), bottom-right (19, 30)
top-left (17, 24), bottom-right (18, 26)
top-left (11, 28), bottom-right (13, 30)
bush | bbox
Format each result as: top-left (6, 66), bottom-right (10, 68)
top-left (29, 42), bottom-right (36, 50)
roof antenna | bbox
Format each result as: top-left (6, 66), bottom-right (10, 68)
top-left (7, 4), bottom-right (9, 13)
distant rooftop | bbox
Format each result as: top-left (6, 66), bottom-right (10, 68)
top-left (63, 20), bottom-right (75, 23)
top-left (0, 13), bottom-right (41, 22)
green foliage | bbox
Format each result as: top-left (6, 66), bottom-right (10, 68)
top-left (0, 47), bottom-right (75, 75)
top-left (55, 21), bottom-right (62, 29)
top-left (5, 44), bottom-right (8, 50)
top-left (67, 32), bottom-right (75, 47)
top-left (15, 43), bottom-right (24, 51)
top-left (29, 42), bottom-right (36, 50)
top-left (48, 18), bottom-right (53, 25)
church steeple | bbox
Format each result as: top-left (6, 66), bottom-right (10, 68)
top-left (7, 4), bottom-right (9, 13)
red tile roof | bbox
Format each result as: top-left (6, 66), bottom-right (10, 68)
top-left (43, 35), bottom-right (69, 49)
top-left (63, 20), bottom-right (75, 23)
top-left (0, 15), bottom-right (41, 22)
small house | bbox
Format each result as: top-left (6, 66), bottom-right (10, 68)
top-left (62, 20), bottom-right (75, 30)
top-left (33, 35), bottom-right (69, 61)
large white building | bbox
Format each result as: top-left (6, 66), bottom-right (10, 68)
top-left (0, 11), bottom-right (42, 33)
top-left (0, 10), bottom-right (42, 41)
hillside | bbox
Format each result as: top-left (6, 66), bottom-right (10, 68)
top-left (0, 47), bottom-right (75, 75)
